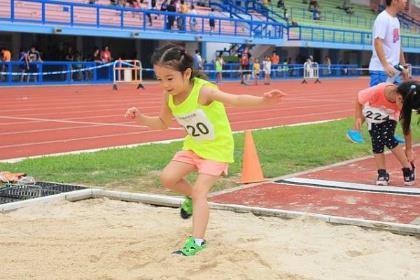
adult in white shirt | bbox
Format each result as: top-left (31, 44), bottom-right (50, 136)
top-left (347, 0), bottom-right (409, 145)
top-left (368, 0), bottom-right (409, 86)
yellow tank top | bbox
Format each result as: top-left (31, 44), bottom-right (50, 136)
top-left (168, 78), bottom-right (234, 163)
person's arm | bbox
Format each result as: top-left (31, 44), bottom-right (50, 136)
top-left (353, 95), bottom-right (364, 130)
top-left (125, 94), bottom-right (173, 129)
top-left (200, 87), bottom-right (285, 107)
top-left (400, 47), bottom-right (410, 80)
top-left (373, 38), bottom-right (395, 77)
top-left (404, 130), bottom-right (414, 162)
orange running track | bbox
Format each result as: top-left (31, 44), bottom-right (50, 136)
top-left (1, 77), bottom-right (366, 160)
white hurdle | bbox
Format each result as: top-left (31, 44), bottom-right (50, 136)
top-left (302, 62), bottom-right (321, 84)
top-left (112, 59), bottom-right (145, 90)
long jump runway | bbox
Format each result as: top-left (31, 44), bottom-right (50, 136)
top-left (210, 147), bottom-right (420, 233)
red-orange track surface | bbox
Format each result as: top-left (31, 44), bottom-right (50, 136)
top-left (0, 78), bottom-right (367, 160)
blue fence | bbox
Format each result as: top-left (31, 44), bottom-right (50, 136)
top-left (3, 61), bottom-right (410, 86)
top-left (1, 0), bottom-right (418, 47)
top-left (288, 25), bottom-right (420, 48)
top-left (0, 0), bottom-right (284, 39)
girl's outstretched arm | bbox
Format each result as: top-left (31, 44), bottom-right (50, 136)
top-left (125, 94), bottom-right (173, 130)
top-left (200, 87), bottom-right (286, 107)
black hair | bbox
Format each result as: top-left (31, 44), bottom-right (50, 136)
top-left (385, 0), bottom-right (392, 7)
top-left (398, 80), bottom-right (420, 135)
top-left (150, 44), bottom-right (207, 81)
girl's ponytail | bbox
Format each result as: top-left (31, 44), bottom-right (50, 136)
top-left (399, 81), bottom-right (419, 135)
top-left (151, 44), bottom-right (208, 81)
top-left (191, 69), bottom-right (208, 81)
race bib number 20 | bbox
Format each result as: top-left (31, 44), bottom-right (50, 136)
top-left (175, 109), bottom-right (215, 141)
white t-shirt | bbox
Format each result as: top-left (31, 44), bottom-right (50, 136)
top-left (263, 60), bottom-right (271, 74)
top-left (369, 10), bottom-right (401, 71)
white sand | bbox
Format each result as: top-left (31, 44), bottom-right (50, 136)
top-left (0, 198), bottom-right (419, 280)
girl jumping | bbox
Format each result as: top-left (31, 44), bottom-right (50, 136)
top-left (353, 80), bottom-right (419, 186)
top-left (125, 44), bottom-right (285, 256)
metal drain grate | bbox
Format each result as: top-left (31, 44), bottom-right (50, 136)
top-left (0, 182), bottom-right (86, 204)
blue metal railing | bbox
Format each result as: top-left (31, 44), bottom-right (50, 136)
top-left (0, 0), bottom-right (284, 39)
top-left (288, 25), bottom-right (420, 48)
top-left (5, 61), bottom-right (417, 86)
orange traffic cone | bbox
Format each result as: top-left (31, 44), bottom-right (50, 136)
top-left (239, 130), bottom-right (265, 184)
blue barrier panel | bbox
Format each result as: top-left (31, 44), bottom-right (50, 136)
top-left (1, 0), bottom-right (284, 40)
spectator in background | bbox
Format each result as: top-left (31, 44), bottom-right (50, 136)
top-left (18, 49), bottom-right (29, 82)
top-left (308, 0), bottom-right (318, 12)
top-left (159, 0), bottom-right (168, 19)
top-left (287, 57), bottom-right (293, 76)
top-left (166, 0), bottom-right (176, 30)
top-left (324, 55), bottom-right (331, 75)
top-left (0, 47), bottom-right (11, 82)
top-left (240, 47), bottom-right (251, 85)
top-left (283, 8), bottom-right (289, 23)
top-left (100, 46), bottom-right (112, 63)
top-left (271, 51), bottom-right (279, 77)
top-left (271, 51), bottom-right (279, 65)
top-left (277, 0), bottom-right (284, 8)
top-left (193, 49), bottom-right (203, 71)
top-left (177, 0), bottom-right (188, 31)
top-left (253, 58), bottom-right (261, 85)
top-left (64, 46), bottom-right (75, 81)
top-left (189, 4), bottom-right (198, 31)
top-left (215, 54), bottom-right (223, 83)
top-left (263, 55), bottom-right (271, 85)
top-left (209, 8), bottom-right (216, 32)
top-left (27, 46), bottom-right (43, 82)
top-left (313, 6), bottom-right (321, 20)
top-left (73, 51), bottom-right (84, 81)
top-left (92, 47), bottom-right (101, 62)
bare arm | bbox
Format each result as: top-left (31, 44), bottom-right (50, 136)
top-left (373, 38), bottom-right (395, 77)
top-left (353, 96), bottom-right (364, 130)
top-left (200, 87), bottom-right (285, 107)
top-left (404, 130), bottom-right (414, 162)
top-left (400, 47), bottom-right (410, 80)
top-left (125, 94), bottom-right (173, 130)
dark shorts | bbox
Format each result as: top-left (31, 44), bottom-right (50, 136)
top-left (368, 119), bottom-right (399, 154)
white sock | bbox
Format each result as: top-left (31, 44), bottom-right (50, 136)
top-left (194, 238), bottom-right (204, 246)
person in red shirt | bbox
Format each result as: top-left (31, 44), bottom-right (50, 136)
top-left (100, 46), bottom-right (112, 63)
top-left (352, 80), bottom-right (419, 186)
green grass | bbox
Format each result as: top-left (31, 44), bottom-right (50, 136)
top-left (1, 118), bottom-right (419, 194)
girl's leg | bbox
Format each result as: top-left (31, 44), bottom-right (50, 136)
top-left (373, 153), bottom-right (386, 170)
top-left (160, 160), bottom-right (196, 196)
top-left (391, 145), bottom-right (411, 168)
top-left (191, 173), bottom-right (219, 239)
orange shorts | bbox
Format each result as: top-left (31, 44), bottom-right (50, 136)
top-left (172, 150), bottom-right (229, 176)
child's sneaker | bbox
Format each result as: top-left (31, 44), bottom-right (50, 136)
top-left (394, 135), bottom-right (405, 144)
top-left (376, 169), bottom-right (390, 186)
top-left (173, 236), bottom-right (206, 256)
top-left (402, 167), bottom-right (415, 186)
top-left (346, 129), bottom-right (364, 144)
top-left (180, 196), bottom-right (192, 219)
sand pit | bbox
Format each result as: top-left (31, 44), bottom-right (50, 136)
top-left (1, 198), bottom-right (419, 280)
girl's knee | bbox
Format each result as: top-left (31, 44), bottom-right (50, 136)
top-left (160, 172), bottom-right (177, 188)
top-left (191, 189), bottom-right (208, 201)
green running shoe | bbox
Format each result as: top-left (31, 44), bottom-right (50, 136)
top-left (180, 196), bottom-right (192, 219)
top-left (173, 236), bottom-right (206, 256)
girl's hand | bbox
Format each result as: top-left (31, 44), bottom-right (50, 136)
top-left (405, 148), bottom-right (415, 163)
top-left (262, 89), bottom-right (286, 104)
top-left (354, 117), bottom-right (363, 131)
top-left (401, 67), bottom-right (410, 80)
top-left (125, 107), bottom-right (139, 119)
